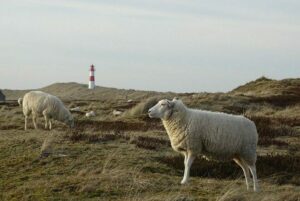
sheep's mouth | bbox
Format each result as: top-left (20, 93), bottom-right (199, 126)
top-left (148, 113), bottom-right (157, 118)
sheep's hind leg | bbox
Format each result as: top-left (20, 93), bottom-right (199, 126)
top-left (24, 115), bottom-right (28, 130)
top-left (24, 109), bottom-right (31, 130)
top-left (248, 164), bottom-right (259, 192)
top-left (32, 113), bottom-right (38, 129)
top-left (44, 115), bottom-right (48, 129)
top-left (181, 152), bottom-right (195, 184)
top-left (43, 111), bottom-right (49, 130)
top-left (233, 158), bottom-right (251, 190)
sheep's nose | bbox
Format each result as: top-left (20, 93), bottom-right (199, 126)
top-left (148, 109), bottom-right (151, 114)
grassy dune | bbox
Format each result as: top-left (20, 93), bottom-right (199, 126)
top-left (0, 77), bottom-right (299, 200)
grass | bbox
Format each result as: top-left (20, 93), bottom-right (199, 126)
top-left (1, 128), bottom-right (299, 201)
top-left (1, 78), bottom-right (300, 200)
top-left (1, 110), bottom-right (299, 200)
top-left (231, 77), bottom-right (300, 98)
top-left (123, 97), bottom-right (164, 118)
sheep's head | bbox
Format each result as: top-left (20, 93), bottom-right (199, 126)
top-left (148, 99), bottom-right (175, 120)
top-left (64, 114), bottom-right (74, 128)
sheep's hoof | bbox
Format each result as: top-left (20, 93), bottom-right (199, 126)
top-left (180, 180), bottom-right (188, 185)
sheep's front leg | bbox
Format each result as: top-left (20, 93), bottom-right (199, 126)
top-left (49, 120), bottom-right (52, 130)
top-left (24, 115), bottom-right (28, 130)
top-left (181, 152), bottom-right (195, 184)
top-left (249, 165), bottom-right (259, 192)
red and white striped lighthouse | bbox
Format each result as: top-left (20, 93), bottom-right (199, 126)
top-left (88, 64), bottom-right (95, 89)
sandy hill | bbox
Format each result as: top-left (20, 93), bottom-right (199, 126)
top-left (2, 77), bottom-right (300, 102)
top-left (2, 82), bottom-right (175, 101)
top-left (231, 77), bottom-right (300, 97)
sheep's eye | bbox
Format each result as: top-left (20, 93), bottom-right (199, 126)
top-left (161, 103), bottom-right (166, 107)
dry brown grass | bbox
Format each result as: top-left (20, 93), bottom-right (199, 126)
top-left (66, 130), bottom-right (130, 143)
top-left (130, 136), bottom-right (170, 150)
top-left (123, 97), bottom-right (162, 118)
top-left (231, 77), bottom-right (300, 96)
top-left (1, 78), bottom-right (300, 200)
top-left (75, 119), bottom-right (164, 132)
top-left (156, 154), bottom-right (300, 186)
top-left (244, 115), bottom-right (298, 147)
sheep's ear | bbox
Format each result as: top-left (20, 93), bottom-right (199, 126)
top-left (167, 100), bottom-right (175, 108)
top-left (172, 97), bottom-right (179, 101)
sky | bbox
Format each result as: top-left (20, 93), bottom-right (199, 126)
top-left (0, 0), bottom-right (299, 92)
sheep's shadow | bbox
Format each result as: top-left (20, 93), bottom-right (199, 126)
top-left (155, 154), bottom-right (300, 186)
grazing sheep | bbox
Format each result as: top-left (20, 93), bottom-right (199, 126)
top-left (148, 98), bottom-right (259, 192)
top-left (18, 98), bottom-right (23, 106)
top-left (22, 91), bottom-right (74, 130)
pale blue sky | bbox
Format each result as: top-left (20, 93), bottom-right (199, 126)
top-left (0, 0), bottom-right (299, 92)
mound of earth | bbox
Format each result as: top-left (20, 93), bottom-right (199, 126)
top-left (3, 82), bottom-right (174, 101)
top-left (231, 76), bottom-right (300, 97)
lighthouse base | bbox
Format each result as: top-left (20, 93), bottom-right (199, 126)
top-left (88, 81), bottom-right (95, 89)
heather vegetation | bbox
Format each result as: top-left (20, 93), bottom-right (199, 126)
top-left (0, 77), bottom-right (299, 200)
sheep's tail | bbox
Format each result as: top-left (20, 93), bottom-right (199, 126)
top-left (18, 98), bottom-right (23, 106)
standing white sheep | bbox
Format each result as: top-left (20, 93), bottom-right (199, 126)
top-left (22, 91), bottom-right (74, 130)
top-left (148, 98), bottom-right (259, 192)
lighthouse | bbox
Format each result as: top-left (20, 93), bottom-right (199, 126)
top-left (88, 64), bottom-right (95, 89)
